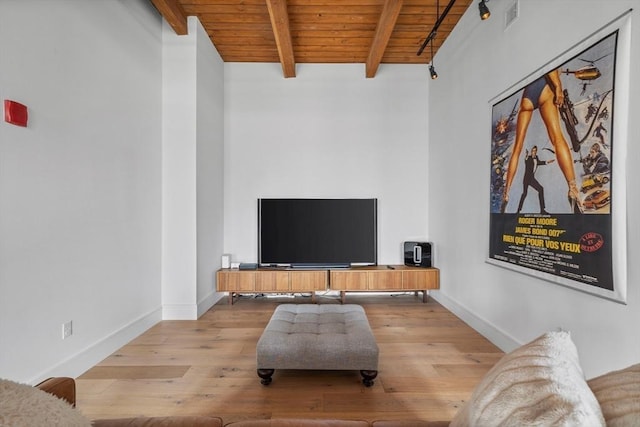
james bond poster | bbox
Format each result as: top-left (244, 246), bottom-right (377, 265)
top-left (488, 18), bottom-right (629, 303)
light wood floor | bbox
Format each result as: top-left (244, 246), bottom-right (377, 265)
top-left (76, 292), bottom-right (504, 424)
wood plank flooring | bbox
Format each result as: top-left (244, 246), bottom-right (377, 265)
top-left (76, 292), bottom-right (504, 424)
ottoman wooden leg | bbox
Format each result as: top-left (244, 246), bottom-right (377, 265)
top-left (360, 370), bottom-right (378, 387)
top-left (257, 369), bottom-right (274, 385)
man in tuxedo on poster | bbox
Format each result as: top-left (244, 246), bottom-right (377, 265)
top-left (516, 145), bottom-right (555, 214)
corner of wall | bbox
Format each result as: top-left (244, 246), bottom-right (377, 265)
top-left (431, 291), bottom-right (521, 353)
top-left (197, 291), bottom-right (225, 317)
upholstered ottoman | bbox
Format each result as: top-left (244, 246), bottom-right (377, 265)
top-left (256, 304), bottom-right (379, 386)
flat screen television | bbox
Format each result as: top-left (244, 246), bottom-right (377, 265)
top-left (258, 198), bottom-right (377, 268)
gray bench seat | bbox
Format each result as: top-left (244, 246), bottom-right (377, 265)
top-left (256, 304), bottom-right (379, 386)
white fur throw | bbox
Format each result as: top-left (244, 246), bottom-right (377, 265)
top-left (450, 331), bottom-right (605, 427)
top-left (0, 378), bottom-right (91, 427)
top-left (588, 363), bottom-right (640, 427)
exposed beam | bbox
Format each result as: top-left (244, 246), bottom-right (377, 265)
top-left (151, 0), bottom-right (188, 35)
top-left (265, 0), bottom-right (296, 78)
top-left (366, 0), bottom-right (403, 78)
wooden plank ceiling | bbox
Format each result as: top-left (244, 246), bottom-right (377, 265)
top-left (151, 0), bottom-right (473, 78)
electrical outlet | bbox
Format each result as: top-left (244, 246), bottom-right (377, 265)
top-left (62, 321), bottom-right (73, 339)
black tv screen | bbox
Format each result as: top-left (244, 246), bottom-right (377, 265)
top-left (258, 198), bottom-right (377, 268)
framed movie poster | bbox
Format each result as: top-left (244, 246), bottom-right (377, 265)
top-left (487, 12), bottom-right (630, 303)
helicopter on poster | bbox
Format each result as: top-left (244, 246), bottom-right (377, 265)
top-left (562, 53), bottom-right (611, 81)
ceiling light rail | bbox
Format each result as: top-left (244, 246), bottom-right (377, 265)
top-left (418, 0), bottom-right (490, 79)
top-left (416, 0), bottom-right (457, 57)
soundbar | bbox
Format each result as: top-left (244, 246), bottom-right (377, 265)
top-left (239, 263), bottom-right (259, 270)
top-left (290, 263), bottom-right (350, 269)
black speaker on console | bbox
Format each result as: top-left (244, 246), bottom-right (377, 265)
top-left (404, 241), bottom-right (432, 268)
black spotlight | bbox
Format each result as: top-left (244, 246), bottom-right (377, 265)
top-left (479, 0), bottom-right (490, 20)
top-left (429, 64), bottom-right (438, 80)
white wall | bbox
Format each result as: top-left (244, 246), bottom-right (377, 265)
top-left (0, 1), bottom-right (225, 383)
top-left (223, 64), bottom-right (430, 265)
top-left (160, 17), bottom-right (225, 319)
top-left (429, 0), bottom-right (640, 378)
top-left (195, 19), bottom-right (226, 315)
top-left (0, 0), bottom-right (163, 383)
top-left (161, 18), bottom-right (198, 319)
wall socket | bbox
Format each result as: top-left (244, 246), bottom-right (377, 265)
top-left (62, 321), bottom-right (73, 339)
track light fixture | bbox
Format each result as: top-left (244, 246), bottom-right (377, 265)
top-left (479, 0), bottom-right (490, 20)
top-left (429, 64), bottom-right (438, 80)
top-left (417, 0), bottom-right (450, 80)
top-left (429, 38), bottom-right (437, 80)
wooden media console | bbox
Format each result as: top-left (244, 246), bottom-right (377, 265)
top-left (216, 265), bottom-right (439, 304)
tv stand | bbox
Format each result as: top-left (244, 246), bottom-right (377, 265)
top-left (217, 265), bottom-right (439, 304)
top-left (330, 265), bottom-right (439, 303)
top-left (216, 268), bottom-right (328, 304)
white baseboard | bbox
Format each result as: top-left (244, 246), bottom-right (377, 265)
top-left (431, 290), bottom-right (521, 352)
top-left (162, 304), bottom-right (198, 320)
top-left (163, 291), bottom-right (225, 319)
top-left (29, 307), bottom-right (162, 385)
top-left (198, 291), bottom-right (225, 317)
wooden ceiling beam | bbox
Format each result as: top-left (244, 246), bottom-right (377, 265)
top-left (151, 0), bottom-right (188, 35)
top-left (365, 0), bottom-right (403, 78)
top-left (150, 0), bottom-right (472, 74)
top-left (266, 0), bottom-right (296, 78)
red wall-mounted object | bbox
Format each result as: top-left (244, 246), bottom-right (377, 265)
top-left (4, 100), bottom-right (29, 127)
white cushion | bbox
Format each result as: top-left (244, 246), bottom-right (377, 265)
top-left (450, 331), bottom-right (605, 427)
top-left (0, 378), bottom-right (91, 427)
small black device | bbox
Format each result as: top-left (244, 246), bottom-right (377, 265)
top-left (239, 263), bottom-right (259, 270)
top-left (403, 241), bottom-right (432, 268)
